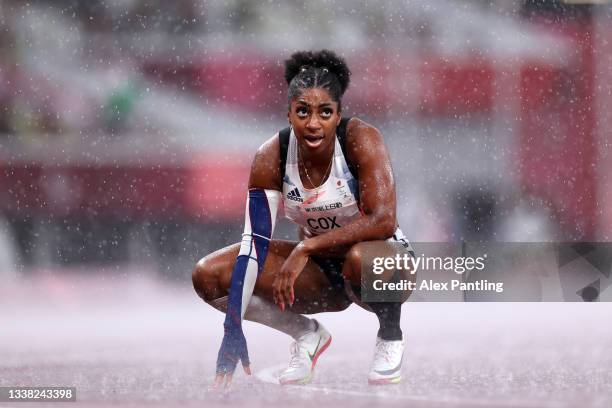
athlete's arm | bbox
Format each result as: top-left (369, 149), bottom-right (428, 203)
top-left (273, 118), bottom-right (397, 308)
top-left (214, 135), bottom-right (282, 386)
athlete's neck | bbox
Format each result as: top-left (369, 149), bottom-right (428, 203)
top-left (299, 140), bottom-right (335, 167)
top-left (298, 140), bottom-right (335, 189)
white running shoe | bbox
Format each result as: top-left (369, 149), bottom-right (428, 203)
top-left (368, 337), bottom-right (404, 385)
top-left (279, 320), bottom-right (332, 385)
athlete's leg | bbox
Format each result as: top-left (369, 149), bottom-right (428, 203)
top-left (342, 241), bottom-right (414, 341)
top-left (342, 241), bottom-right (414, 384)
top-left (192, 240), bottom-right (350, 339)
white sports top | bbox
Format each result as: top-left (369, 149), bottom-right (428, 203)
top-left (281, 125), bottom-right (409, 245)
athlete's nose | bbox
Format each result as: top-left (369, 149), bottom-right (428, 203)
top-left (306, 115), bottom-right (322, 132)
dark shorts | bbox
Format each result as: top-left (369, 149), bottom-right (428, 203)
top-left (310, 256), bottom-right (347, 293)
top-left (310, 240), bottom-right (415, 296)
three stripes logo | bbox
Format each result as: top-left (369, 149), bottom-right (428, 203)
top-left (286, 187), bottom-right (303, 202)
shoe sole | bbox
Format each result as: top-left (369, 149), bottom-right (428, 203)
top-left (368, 375), bottom-right (401, 386)
top-left (279, 335), bottom-right (332, 386)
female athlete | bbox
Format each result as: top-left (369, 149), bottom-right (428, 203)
top-left (192, 49), bottom-right (413, 387)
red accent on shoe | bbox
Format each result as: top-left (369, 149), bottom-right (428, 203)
top-left (310, 336), bottom-right (332, 371)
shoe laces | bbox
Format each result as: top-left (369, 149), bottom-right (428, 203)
top-left (288, 341), bottom-right (308, 368)
top-left (374, 339), bottom-right (399, 362)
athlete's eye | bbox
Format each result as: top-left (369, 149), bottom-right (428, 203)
top-left (296, 106), bottom-right (309, 118)
top-left (320, 108), bottom-right (333, 118)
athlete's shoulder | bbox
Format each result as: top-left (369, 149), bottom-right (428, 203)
top-left (249, 133), bottom-right (282, 190)
top-left (257, 133), bottom-right (281, 155)
top-left (344, 117), bottom-right (386, 159)
top-left (346, 117), bottom-right (382, 139)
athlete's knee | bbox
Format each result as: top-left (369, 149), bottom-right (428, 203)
top-left (342, 242), bottom-right (364, 286)
top-left (192, 244), bottom-right (239, 302)
top-left (192, 254), bottom-right (222, 303)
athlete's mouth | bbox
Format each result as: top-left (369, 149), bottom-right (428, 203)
top-left (304, 134), bottom-right (324, 148)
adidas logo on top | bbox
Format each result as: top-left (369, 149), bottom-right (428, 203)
top-left (286, 187), bottom-right (303, 202)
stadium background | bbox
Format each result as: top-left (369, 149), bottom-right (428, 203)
top-left (1, 1), bottom-right (612, 407)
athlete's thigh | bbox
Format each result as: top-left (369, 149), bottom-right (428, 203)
top-left (215, 240), bottom-right (350, 313)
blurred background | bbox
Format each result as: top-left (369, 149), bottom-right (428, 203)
top-left (3, 4), bottom-right (612, 405)
top-left (1, 0), bottom-right (611, 281)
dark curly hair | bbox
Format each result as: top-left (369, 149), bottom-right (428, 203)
top-left (284, 49), bottom-right (351, 112)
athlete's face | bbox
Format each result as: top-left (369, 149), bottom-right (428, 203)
top-left (288, 88), bottom-right (341, 154)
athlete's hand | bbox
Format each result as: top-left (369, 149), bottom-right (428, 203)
top-left (273, 242), bottom-right (309, 310)
top-left (214, 324), bottom-right (251, 389)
